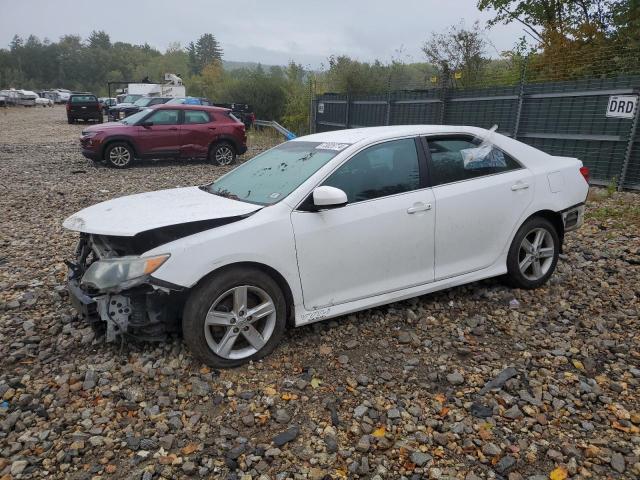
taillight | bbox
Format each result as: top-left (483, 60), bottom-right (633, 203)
top-left (580, 166), bottom-right (590, 184)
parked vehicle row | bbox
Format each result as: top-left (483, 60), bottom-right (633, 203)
top-left (64, 125), bottom-right (589, 367)
top-left (80, 104), bottom-right (247, 168)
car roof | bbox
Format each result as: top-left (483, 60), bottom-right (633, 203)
top-left (295, 125), bottom-right (490, 144)
top-left (152, 104), bottom-right (230, 112)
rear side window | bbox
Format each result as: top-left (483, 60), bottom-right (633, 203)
top-left (426, 136), bottom-right (521, 186)
top-left (184, 110), bottom-right (210, 124)
top-left (71, 95), bottom-right (97, 103)
top-left (323, 138), bottom-right (421, 203)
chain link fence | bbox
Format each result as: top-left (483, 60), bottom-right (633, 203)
top-left (311, 45), bottom-right (640, 190)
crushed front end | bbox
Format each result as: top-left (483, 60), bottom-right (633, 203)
top-left (66, 234), bottom-right (186, 342)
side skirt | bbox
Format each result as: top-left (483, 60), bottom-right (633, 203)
top-left (293, 262), bottom-right (507, 327)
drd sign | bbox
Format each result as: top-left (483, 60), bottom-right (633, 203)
top-left (606, 95), bottom-right (638, 118)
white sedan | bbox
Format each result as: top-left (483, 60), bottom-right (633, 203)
top-left (63, 126), bottom-right (589, 367)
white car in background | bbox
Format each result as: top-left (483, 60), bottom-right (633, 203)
top-left (35, 96), bottom-right (54, 107)
top-left (63, 126), bottom-right (589, 367)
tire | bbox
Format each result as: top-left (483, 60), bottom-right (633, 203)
top-left (104, 142), bottom-right (134, 169)
top-left (183, 267), bottom-right (287, 368)
top-left (506, 216), bottom-right (560, 289)
top-left (210, 142), bottom-right (236, 166)
top-left (67, 118), bottom-right (73, 124)
top-left (97, 116), bottom-right (103, 124)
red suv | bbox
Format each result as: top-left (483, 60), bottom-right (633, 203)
top-left (80, 104), bottom-right (247, 168)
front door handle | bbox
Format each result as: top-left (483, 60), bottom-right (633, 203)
top-left (407, 203), bottom-right (432, 214)
top-left (511, 182), bottom-right (530, 191)
top-left (208, 126), bottom-right (217, 131)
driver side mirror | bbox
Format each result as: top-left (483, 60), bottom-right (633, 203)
top-left (140, 121), bottom-right (154, 128)
top-left (312, 186), bottom-right (348, 210)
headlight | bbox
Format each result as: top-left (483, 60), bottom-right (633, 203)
top-left (81, 254), bottom-right (170, 291)
top-left (82, 131), bottom-right (98, 138)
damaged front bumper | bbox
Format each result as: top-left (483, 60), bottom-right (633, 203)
top-left (66, 234), bottom-right (186, 342)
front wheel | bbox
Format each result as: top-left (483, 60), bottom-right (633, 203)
top-left (104, 142), bottom-right (134, 168)
top-left (210, 142), bottom-right (236, 166)
top-left (182, 267), bottom-right (287, 368)
top-left (506, 216), bottom-right (560, 289)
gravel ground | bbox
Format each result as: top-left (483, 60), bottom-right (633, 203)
top-left (1, 106), bottom-right (639, 480)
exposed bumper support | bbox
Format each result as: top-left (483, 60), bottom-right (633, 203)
top-left (561, 203), bottom-right (585, 232)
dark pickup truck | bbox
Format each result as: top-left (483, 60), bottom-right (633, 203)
top-left (214, 103), bottom-right (255, 128)
top-left (67, 94), bottom-right (102, 124)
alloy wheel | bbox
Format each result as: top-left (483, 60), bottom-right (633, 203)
top-left (109, 146), bottom-right (131, 167)
top-left (518, 227), bottom-right (555, 281)
top-left (204, 285), bottom-right (276, 360)
top-left (215, 146), bottom-right (234, 165)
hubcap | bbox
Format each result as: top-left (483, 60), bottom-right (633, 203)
top-left (109, 146), bottom-right (131, 166)
top-left (204, 285), bottom-right (276, 360)
top-left (215, 146), bottom-right (234, 165)
top-left (518, 228), bottom-right (555, 281)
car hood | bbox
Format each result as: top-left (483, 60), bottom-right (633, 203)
top-left (84, 122), bottom-right (128, 133)
top-left (63, 186), bottom-right (262, 236)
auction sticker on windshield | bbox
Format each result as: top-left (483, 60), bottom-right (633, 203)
top-left (316, 142), bottom-right (350, 151)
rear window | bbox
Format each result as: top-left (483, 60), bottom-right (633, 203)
top-left (71, 95), bottom-right (97, 103)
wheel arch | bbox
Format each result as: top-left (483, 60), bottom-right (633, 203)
top-left (209, 136), bottom-right (240, 155)
top-left (193, 261), bottom-right (296, 328)
top-left (101, 137), bottom-right (138, 160)
top-left (519, 209), bottom-right (565, 252)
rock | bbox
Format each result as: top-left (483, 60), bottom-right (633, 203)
top-left (274, 409), bottom-right (291, 424)
top-left (241, 414), bottom-right (254, 426)
top-left (411, 451), bottom-right (433, 467)
top-left (182, 461), bottom-right (196, 475)
top-left (503, 405), bottom-right (523, 419)
top-left (479, 367), bottom-right (518, 394)
top-left (11, 460), bottom-right (28, 476)
top-left (273, 426), bottom-right (299, 446)
top-left (356, 435), bottom-right (370, 452)
top-left (387, 408), bottom-right (400, 419)
top-left (482, 443), bottom-right (501, 456)
top-left (611, 452), bottom-right (625, 473)
top-left (324, 434), bottom-right (338, 453)
top-left (470, 402), bottom-right (493, 418)
top-left (191, 378), bottom-right (210, 396)
top-left (398, 331), bottom-right (412, 344)
top-left (495, 455), bottom-right (517, 473)
top-left (356, 374), bottom-right (369, 386)
top-left (354, 405), bottom-right (368, 418)
top-left (446, 371), bottom-right (464, 385)
top-left (337, 354), bottom-right (349, 364)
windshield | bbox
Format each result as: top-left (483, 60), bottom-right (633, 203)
top-left (121, 94), bottom-right (141, 104)
top-left (205, 141), bottom-right (349, 205)
top-left (120, 108), bottom-right (151, 125)
top-left (133, 97), bottom-right (154, 106)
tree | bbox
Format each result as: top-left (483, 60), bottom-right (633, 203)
top-left (188, 34), bottom-right (223, 74)
top-left (422, 21), bottom-right (488, 87)
top-left (477, 0), bottom-right (624, 43)
top-left (88, 30), bottom-right (111, 49)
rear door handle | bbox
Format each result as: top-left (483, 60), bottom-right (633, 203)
top-left (168, 127), bottom-right (178, 131)
top-left (208, 126), bottom-right (217, 130)
top-left (511, 182), bottom-right (530, 191)
top-left (407, 203), bottom-right (432, 214)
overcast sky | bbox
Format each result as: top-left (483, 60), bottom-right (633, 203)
top-left (0, 0), bottom-right (524, 67)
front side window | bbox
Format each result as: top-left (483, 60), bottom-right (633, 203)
top-left (427, 136), bottom-right (521, 186)
top-left (185, 110), bottom-right (210, 124)
top-left (205, 141), bottom-right (347, 205)
top-left (323, 138), bottom-right (420, 203)
top-left (147, 109), bottom-right (180, 125)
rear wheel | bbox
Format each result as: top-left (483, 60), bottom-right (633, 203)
top-left (105, 142), bottom-right (134, 169)
top-left (182, 267), bottom-right (287, 368)
top-left (210, 142), bottom-right (236, 166)
top-left (506, 216), bottom-right (559, 289)
top-left (67, 118), bottom-right (73, 124)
